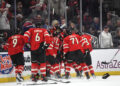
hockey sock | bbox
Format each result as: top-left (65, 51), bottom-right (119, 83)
top-left (65, 62), bottom-right (71, 74)
top-left (17, 65), bottom-right (24, 74)
top-left (53, 63), bottom-right (60, 73)
top-left (72, 62), bottom-right (80, 72)
top-left (81, 63), bottom-right (90, 79)
top-left (46, 62), bottom-right (51, 71)
top-left (15, 66), bottom-right (18, 76)
top-left (88, 65), bottom-right (95, 75)
top-left (40, 63), bottom-right (46, 77)
top-left (31, 63), bottom-right (39, 75)
top-left (64, 61), bottom-right (67, 73)
top-left (78, 64), bottom-right (83, 72)
top-left (50, 65), bottom-right (54, 75)
top-left (46, 62), bottom-right (51, 76)
top-left (81, 63), bottom-right (89, 73)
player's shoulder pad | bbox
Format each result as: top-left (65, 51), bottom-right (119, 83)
top-left (27, 28), bottom-right (35, 32)
top-left (69, 34), bottom-right (77, 38)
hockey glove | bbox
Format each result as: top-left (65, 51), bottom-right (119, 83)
top-left (84, 49), bottom-right (89, 58)
top-left (26, 43), bottom-right (31, 49)
top-left (42, 43), bottom-right (50, 50)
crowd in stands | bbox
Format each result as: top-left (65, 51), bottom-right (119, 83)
top-left (0, 0), bottom-right (120, 52)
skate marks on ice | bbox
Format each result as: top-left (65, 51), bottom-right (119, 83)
top-left (47, 78), bottom-right (71, 83)
top-left (68, 76), bottom-right (120, 86)
top-left (16, 80), bottom-right (57, 86)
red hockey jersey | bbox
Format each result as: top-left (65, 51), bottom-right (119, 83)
top-left (24, 28), bottom-right (50, 51)
top-left (3, 35), bottom-right (26, 55)
top-left (80, 34), bottom-right (93, 52)
top-left (46, 36), bottom-right (55, 56)
top-left (53, 37), bottom-right (60, 55)
top-left (63, 33), bottom-right (82, 54)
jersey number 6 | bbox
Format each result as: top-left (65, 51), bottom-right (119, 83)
top-left (35, 33), bottom-right (40, 41)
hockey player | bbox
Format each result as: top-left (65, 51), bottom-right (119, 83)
top-left (80, 33), bottom-right (95, 77)
top-left (63, 29), bottom-right (90, 79)
top-left (24, 22), bottom-right (50, 82)
top-left (46, 30), bottom-right (61, 78)
top-left (2, 31), bottom-right (26, 82)
top-left (52, 31), bottom-right (61, 78)
top-left (46, 31), bottom-right (56, 77)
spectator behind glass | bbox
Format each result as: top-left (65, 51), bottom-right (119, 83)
top-left (113, 28), bottom-right (120, 48)
top-left (99, 26), bottom-right (113, 48)
top-left (17, 1), bottom-right (23, 9)
top-left (43, 19), bottom-right (49, 30)
top-left (60, 19), bottom-right (66, 29)
top-left (115, 19), bottom-right (120, 31)
top-left (106, 12), bottom-right (112, 21)
top-left (34, 14), bottom-right (41, 23)
top-left (0, 4), bottom-right (10, 31)
top-left (30, 0), bottom-right (48, 19)
top-left (106, 20), bottom-right (114, 31)
top-left (106, 12), bottom-right (118, 29)
top-left (16, 14), bottom-right (23, 30)
top-left (83, 12), bottom-right (92, 32)
top-left (33, 14), bottom-right (44, 26)
top-left (17, 8), bottom-right (23, 14)
top-left (69, 21), bottom-right (78, 33)
top-left (17, 1), bottom-right (24, 15)
top-left (91, 17), bottom-right (100, 36)
top-left (89, 27), bottom-right (98, 37)
top-left (91, 17), bottom-right (100, 30)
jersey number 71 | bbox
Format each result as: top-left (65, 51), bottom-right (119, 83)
top-left (70, 37), bottom-right (79, 44)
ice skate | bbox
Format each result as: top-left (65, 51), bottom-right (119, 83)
top-left (16, 73), bottom-right (24, 82)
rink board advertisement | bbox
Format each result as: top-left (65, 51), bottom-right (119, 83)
top-left (0, 52), bottom-right (31, 83)
top-left (91, 49), bottom-right (120, 75)
top-left (0, 52), bottom-right (13, 75)
top-left (0, 49), bottom-right (120, 83)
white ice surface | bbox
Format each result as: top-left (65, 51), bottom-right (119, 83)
top-left (1, 75), bottom-right (120, 86)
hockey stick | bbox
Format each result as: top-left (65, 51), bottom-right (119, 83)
top-left (101, 49), bottom-right (120, 64)
top-left (48, 78), bottom-right (71, 83)
top-left (26, 82), bottom-right (57, 85)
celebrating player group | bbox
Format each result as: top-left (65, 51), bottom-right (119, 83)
top-left (1, 22), bottom-right (95, 82)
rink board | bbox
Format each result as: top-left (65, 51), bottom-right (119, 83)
top-left (0, 49), bottom-right (120, 83)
